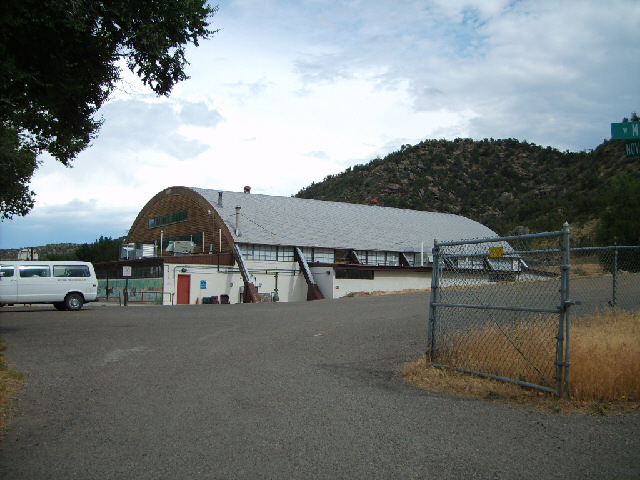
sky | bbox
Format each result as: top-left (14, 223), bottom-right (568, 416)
top-left (2, 0), bottom-right (640, 249)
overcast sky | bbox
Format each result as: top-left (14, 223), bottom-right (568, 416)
top-left (2, 0), bottom-right (639, 249)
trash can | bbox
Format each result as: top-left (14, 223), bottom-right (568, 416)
top-left (220, 294), bottom-right (229, 304)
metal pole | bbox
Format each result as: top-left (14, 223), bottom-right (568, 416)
top-left (612, 244), bottom-right (619, 307)
top-left (427, 239), bottom-right (440, 361)
top-left (559, 222), bottom-right (572, 397)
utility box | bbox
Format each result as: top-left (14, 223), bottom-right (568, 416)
top-left (166, 241), bottom-right (195, 255)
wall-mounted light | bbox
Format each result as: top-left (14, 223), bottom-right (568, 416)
top-left (230, 282), bottom-right (234, 287)
top-left (181, 268), bottom-right (187, 273)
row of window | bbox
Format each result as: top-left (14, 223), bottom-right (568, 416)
top-left (238, 244), bottom-right (295, 262)
top-left (149, 210), bottom-right (188, 229)
top-left (0, 265), bottom-right (91, 278)
top-left (236, 244), bottom-right (425, 267)
top-left (355, 250), bottom-right (400, 266)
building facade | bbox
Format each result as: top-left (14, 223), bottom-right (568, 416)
top-left (104, 186), bottom-right (499, 304)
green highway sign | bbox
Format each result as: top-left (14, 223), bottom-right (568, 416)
top-left (611, 121), bottom-right (640, 140)
top-left (625, 140), bottom-right (640, 158)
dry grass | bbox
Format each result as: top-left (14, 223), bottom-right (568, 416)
top-left (437, 319), bottom-right (557, 387)
top-left (403, 309), bottom-right (640, 415)
top-left (570, 309), bottom-right (640, 402)
top-left (346, 288), bottom-right (429, 297)
top-left (0, 337), bottom-right (26, 440)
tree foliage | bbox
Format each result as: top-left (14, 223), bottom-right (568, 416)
top-left (596, 174), bottom-right (640, 246)
top-left (75, 236), bottom-right (121, 263)
top-left (0, 0), bottom-right (217, 219)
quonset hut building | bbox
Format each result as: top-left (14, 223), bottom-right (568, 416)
top-left (103, 186), bottom-right (499, 305)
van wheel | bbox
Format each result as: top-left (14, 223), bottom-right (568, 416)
top-left (64, 293), bottom-right (84, 311)
top-left (53, 302), bottom-right (67, 311)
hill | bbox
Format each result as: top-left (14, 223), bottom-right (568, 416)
top-left (296, 138), bottom-right (637, 244)
top-left (0, 243), bottom-right (81, 261)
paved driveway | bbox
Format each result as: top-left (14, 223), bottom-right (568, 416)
top-left (1, 294), bottom-right (638, 479)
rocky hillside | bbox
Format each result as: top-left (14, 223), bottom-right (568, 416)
top-left (296, 138), bottom-right (637, 244)
top-left (0, 243), bottom-right (80, 261)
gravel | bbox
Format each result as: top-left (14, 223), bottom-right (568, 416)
top-left (1, 294), bottom-right (638, 479)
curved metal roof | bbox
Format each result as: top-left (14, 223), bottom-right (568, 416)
top-left (190, 187), bottom-right (498, 253)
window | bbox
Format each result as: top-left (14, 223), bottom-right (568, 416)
top-left (368, 251), bottom-right (386, 265)
top-left (238, 244), bottom-right (253, 259)
top-left (149, 210), bottom-right (188, 229)
top-left (297, 247), bottom-right (335, 263)
top-left (0, 265), bottom-right (15, 277)
top-left (277, 247), bottom-right (294, 262)
top-left (53, 265), bottom-right (91, 277)
top-left (335, 269), bottom-right (374, 280)
top-left (457, 257), bottom-right (484, 270)
top-left (387, 252), bottom-right (399, 266)
top-left (314, 248), bottom-right (334, 263)
top-left (255, 245), bottom-right (277, 261)
top-left (19, 265), bottom-right (50, 278)
top-left (403, 253), bottom-right (417, 266)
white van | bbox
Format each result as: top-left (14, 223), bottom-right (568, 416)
top-left (0, 261), bottom-right (98, 311)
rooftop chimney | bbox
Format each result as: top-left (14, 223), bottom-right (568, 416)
top-left (235, 206), bottom-right (241, 236)
top-left (244, 186), bottom-right (251, 194)
top-left (218, 191), bottom-right (223, 206)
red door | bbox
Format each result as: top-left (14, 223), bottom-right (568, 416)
top-left (177, 274), bottom-right (191, 304)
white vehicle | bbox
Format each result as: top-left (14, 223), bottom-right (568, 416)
top-left (0, 261), bottom-right (98, 311)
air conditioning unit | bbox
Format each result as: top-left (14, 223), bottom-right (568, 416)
top-left (166, 241), bottom-right (195, 255)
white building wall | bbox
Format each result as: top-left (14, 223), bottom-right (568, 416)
top-left (311, 267), bottom-right (431, 299)
top-left (163, 261), bottom-right (308, 304)
top-left (163, 262), bottom-right (431, 304)
top-left (311, 266), bottom-right (335, 299)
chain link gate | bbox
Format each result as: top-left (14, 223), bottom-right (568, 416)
top-left (427, 223), bottom-right (572, 397)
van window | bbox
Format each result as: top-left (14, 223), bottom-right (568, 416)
top-left (53, 265), bottom-right (91, 277)
top-left (0, 265), bottom-right (15, 277)
top-left (19, 265), bottom-right (51, 278)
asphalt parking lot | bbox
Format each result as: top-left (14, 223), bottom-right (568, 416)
top-left (1, 293), bottom-right (639, 479)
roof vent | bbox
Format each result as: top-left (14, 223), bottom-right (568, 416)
top-left (218, 191), bottom-right (223, 206)
top-left (244, 186), bottom-right (251, 194)
top-left (235, 206), bottom-right (242, 236)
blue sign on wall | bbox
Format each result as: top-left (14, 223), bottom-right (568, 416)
top-left (200, 280), bottom-right (207, 289)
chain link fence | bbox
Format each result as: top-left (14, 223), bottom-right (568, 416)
top-left (571, 246), bottom-right (640, 316)
top-left (427, 226), bottom-right (571, 396)
top-left (427, 226), bottom-right (640, 397)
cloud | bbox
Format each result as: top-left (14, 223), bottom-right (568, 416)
top-left (97, 99), bottom-right (214, 160)
top-left (2, 0), bottom-right (639, 249)
top-left (179, 101), bottom-right (225, 127)
top-left (304, 151), bottom-right (329, 160)
top-left (0, 199), bottom-right (139, 247)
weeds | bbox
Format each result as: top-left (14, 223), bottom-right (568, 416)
top-left (0, 337), bottom-right (26, 440)
top-left (405, 309), bottom-right (640, 413)
top-left (569, 309), bottom-right (640, 402)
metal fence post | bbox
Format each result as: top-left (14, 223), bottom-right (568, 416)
top-left (427, 239), bottom-right (440, 361)
top-left (558, 222), bottom-right (572, 398)
top-left (612, 244), bottom-right (619, 307)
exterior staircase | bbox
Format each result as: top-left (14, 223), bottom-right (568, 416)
top-left (295, 248), bottom-right (324, 301)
